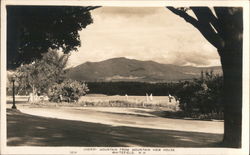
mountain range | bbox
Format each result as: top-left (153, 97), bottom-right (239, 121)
top-left (66, 57), bottom-right (222, 82)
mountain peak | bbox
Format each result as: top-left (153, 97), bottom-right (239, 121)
top-left (107, 57), bottom-right (130, 61)
top-left (66, 57), bottom-right (222, 82)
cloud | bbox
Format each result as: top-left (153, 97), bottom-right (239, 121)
top-left (92, 7), bottom-right (161, 18)
top-left (68, 7), bottom-right (221, 67)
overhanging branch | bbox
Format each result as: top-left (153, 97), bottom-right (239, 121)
top-left (167, 7), bottom-right (200, 29)
top-left (191, 7), bottom-right (221, 34)
top-left (85, 6), bottom-right (102, 12)
top-left (167, 7), bottom-right (224, 50)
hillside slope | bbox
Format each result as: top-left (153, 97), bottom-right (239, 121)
top-left (66, 57), bottom-right (222, 82)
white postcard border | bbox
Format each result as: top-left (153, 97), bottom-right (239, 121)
top-left (1, 0), bottom-right (249, 155)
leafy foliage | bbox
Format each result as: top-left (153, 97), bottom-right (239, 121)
top-left (7, 6), bottom-right (96, 69)
top-left (48, 79), bottom-right (89, 102)
top-left (174, 71), bottom-right (223, 115)
top-left (14, 49), bottom-right (69, 95)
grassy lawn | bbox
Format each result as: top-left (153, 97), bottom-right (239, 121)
top-left (7, 108), bottom-right (223, 147)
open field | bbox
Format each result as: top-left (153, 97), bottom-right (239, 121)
top-left (7, 95), bottom-right (179, 111)
top-left (79, 95), bottom-right (179, 110)
top-left (81, 94), bottom-right (177, 104)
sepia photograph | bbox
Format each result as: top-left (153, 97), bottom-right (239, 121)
top-left (1, 0), bottom-right (249, 155)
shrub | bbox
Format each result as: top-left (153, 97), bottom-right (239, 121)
top-left (174, 71), bottom-right (223, 116)
top-left (48, 79), bottom-right (89, 102)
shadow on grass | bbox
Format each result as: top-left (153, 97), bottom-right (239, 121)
top-left (7, 108), bottom-right (223, 147)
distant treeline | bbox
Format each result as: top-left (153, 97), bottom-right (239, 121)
top-left (86, 81), bottom-right (182, 96)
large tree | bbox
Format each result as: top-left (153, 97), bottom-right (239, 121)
top-left (7, 6), bottom-right (98, 69)
top-left (167, 7), bottom-right (243, 148)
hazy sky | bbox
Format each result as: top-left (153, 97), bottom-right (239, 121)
top-left (67, 7), bottom-right (221, 67)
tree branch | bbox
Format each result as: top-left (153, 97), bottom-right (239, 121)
top-left (85, 6), bottom-right (102, 12)
top-left (167, 7), bottom-right (200, 29)
top-left (190, 7), bottom-right (224, 50)
top-left (191, 7), bottom-right (221, 34)
top-left (167, 7), bottom-right (224, 50)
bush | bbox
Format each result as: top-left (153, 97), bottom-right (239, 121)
top-left (48, 79), bottom-right (89, 102)
top-left (174, 71), bottom-right (223, 116)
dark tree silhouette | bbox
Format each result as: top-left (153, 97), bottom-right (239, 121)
top-left (167, 7), bottom-right (243, 148)
top-left (7, 6), bottom-right (99, 69)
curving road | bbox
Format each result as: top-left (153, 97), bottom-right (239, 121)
top-left (7, 104), bottom-right (224, 147)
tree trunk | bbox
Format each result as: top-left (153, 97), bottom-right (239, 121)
top-left (220, 44), bottom-right (242, 148)
top-left (167, 6), bottom-right (243, 148)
